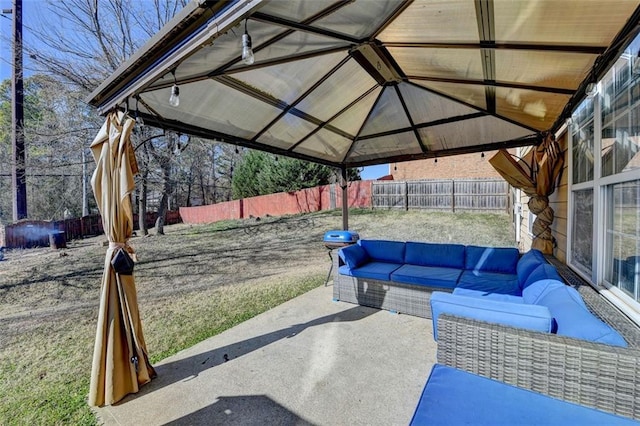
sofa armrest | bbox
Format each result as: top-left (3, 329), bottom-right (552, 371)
top-left (436, 313), bottom-right (640, 420)
top-left (430, 291), bottom-right (554, 340)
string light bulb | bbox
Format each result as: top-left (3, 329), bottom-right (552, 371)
top-left (169, 70), bottom-right (180, 107)
top-left (242, 19), bottom-right (255, 65)
top-left (481, 152), bottom-right (485, 158)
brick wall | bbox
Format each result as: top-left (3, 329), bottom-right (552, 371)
top-left (391, 150), bottom-right (508, 180)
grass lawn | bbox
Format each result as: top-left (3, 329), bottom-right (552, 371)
top-left (0, 209), bottom-right (515, 424)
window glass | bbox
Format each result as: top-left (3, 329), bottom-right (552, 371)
top-left (571, 189), bottom-right (594, 276)
top-left (605, 180), bottom-right (640, 301)
top-left (571, 109), bottom-right (594, 183)
top-left (600, 53), bottom-right (640, 176)
top-left (601, 112), bottom-right (636, 176)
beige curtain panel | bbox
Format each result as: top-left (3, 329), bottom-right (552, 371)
top-left (88, 111), bottom-right (156, 407)
top-left (490, 136), bottom-right (564, 254)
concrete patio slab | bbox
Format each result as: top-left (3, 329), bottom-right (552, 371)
top-left (94, 285), bottom-right (436, 425)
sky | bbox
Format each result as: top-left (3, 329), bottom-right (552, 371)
top-left (360, 164), bottom-right (389, 180)
top-left (0, 1), bottom-right (35, 82)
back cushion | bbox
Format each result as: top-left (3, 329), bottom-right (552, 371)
top-left (404, 242), bottom-right (465, 269)
top-left (339, 244), bottom-right (369, 269)
top-left (536, 286), bottom-right (628, 347)
top-left (359, 240), bottom-right (405, 263)
top-left (523, 264), bottom-right (563, 289)
top-left (522, 279), bottom-right (566, 304)
top-left (465, 246), bottom-right (519, 274)
top-left (516, 250), bottom-right (546, 287)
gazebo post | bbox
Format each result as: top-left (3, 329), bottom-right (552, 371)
top-left (341, 166), bottom-right (348, 230)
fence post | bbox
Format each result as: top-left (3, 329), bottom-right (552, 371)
top-left (404, 181), bottom-right (409, 211)
top-left (451, 179), bottom-right (455, 212)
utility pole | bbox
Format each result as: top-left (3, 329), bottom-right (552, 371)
top-left (9, 0), bottom-right (27, 221)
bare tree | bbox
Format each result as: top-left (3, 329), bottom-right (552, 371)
top-left (25, 0), bottom-right (192, 233)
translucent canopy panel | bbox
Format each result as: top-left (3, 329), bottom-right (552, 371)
top-left (89, 0), bottom-right (640, 168)
top-left (494, 50), bottom-right (597, 91)
top-left (295, 58), bottom-right (377, 123)
top-left (378, 0), bottom-right (480, 43)
top-left (411, 80), bottom-right (488, 111)
top-left (351, 131), bottom-right (423, 163)
top-left (294, 129), bottom-right (353, 162)
top-left (390, 47), bottom-right (485, 81)
top-left (235, 51), bottom-right (347, 105)
top-left (359, 87), bottom-right (412, 137)
top-left (494, 0), bottom-right (639, 45)
top-left (419, 116), bottom-right (534, 151)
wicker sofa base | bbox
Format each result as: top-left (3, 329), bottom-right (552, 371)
top-left (437, 314), bottom-right (640, 420)
top-left (332, 271), bottom-right (449, 319)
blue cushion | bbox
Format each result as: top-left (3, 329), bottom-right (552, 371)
top-left (410, 364), bottom-right (639, 426)
top-left (350, 261), bottom-right (402, 281)
top-left (465, 245), bottom-right (519, 274)
top-left (404, 242), bottom-right (465, 269)
top-left (390, 265), bottom-right (461, 289)
top-left (338, 265), bottom-right (352, 275)
top-left (517, 249), bottom-right (547, 288)
top-left (456, 270), bottom-right (520, 295)
top-left (523, 263), bottom-right (563, 289)
top-left (430, 292), bottom-right (554, 340)
top-left (453, 287), bottom-right (524, 303)
top-left (536, 286), bottom-right (628, 347)
top-left (359, 240), bottom-right (405, 263)
top-left (339, 244), bottom-right (369, 269)
top-left (522, 279), bottom-right (566, 304)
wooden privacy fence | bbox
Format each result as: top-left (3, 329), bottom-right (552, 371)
top-left (372, 179), bottom-right (509, 213)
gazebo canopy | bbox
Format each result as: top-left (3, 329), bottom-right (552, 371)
top-left (87, 0), bottom-right (640, 168)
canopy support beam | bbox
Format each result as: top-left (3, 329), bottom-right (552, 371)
top-left (341, 166), bottom-right (349, 231)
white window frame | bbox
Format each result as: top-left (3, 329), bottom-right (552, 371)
top-left (568, 53), bottom-right (640, 324)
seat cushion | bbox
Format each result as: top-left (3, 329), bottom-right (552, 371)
top-left (359, 240), bottom-right (405, 263)
top-left (404, 242), bottom-right (465, 269)
top-left (465, 245), bottom-right (519, 274)
top-left (456, 270), bottom-right (520, 295)
top-left (430, 292), bottom-right (554, 340)
top-left (390, 264), bottom-right (461, 289)
top-left (410, 364), bottom-right (639, 426)
top-left (523, 263), bottom-right (563, 289)
top-left (536, 286), bottom-right (628, 347)
top-left (350, 261), bottom-right (402, 281)
top-left (453, 287), bottom-right (524, 303)
top-left (517, 249), bottom-right (547, 288)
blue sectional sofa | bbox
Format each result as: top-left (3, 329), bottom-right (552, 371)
top-left (335, 240), bottom-right (556, 318)
top-left (334, 239), bottom-right (628, 346)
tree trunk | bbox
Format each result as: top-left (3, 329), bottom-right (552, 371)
top-left (154, 143), bottom-right (173, 236)
top-left (138, 178), bottom-right (148, 236)
top-left (138, 140), bottom-right (150, 236)
top-left (186, 170), bottom-right (192, 207)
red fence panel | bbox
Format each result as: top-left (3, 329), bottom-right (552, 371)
top-left (179, 181), bottom-right (374, 224)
